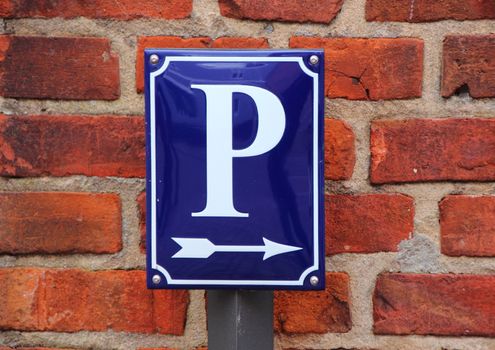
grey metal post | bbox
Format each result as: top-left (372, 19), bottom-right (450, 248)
top-left (207, 290), bottom-right (274, 350)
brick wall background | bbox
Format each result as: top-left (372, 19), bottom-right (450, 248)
top-left (1, 0), bottom-right (495, 349)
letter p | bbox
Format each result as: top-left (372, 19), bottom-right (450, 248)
top-left (191, 84), bottom-right (286, 217)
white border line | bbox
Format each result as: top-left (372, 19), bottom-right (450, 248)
top-left (150, 56), bottom-right (319, 286)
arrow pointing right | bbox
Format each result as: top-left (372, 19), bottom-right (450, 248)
top-left (172, 237), bottom-right (302, 260)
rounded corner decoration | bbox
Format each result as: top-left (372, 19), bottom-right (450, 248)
top-left (145, 50), bottom-right (325, 290)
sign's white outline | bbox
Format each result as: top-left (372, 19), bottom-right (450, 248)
top-left (149, 56), bottom-right (320, 286)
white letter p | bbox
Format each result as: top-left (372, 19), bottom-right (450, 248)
top-left (191, 84), bottom-right (286, 217)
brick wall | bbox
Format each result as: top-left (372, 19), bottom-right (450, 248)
top-left (1, 0), bottom-right (494, 349)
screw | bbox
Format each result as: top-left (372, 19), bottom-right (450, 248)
top-left (150, 54), bottom-right (159, 65)
top-left (152, 274), bottom-right (161, 284)
top-left (309, 55), bottom-right (319, 65)
top-left (310, 275), bottom-right (319, 286)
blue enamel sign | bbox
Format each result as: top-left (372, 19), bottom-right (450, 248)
top-left (145, 50), bottom-right (324, 290)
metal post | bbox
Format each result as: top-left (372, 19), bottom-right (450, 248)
top-left (207, 290), bottom-right (274, 350)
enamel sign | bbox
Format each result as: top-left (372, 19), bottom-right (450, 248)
top-left (145, 50), bottom-right (324, 290)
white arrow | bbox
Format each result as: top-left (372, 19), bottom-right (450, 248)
top-left (171, 237), bottom-right (302, 260)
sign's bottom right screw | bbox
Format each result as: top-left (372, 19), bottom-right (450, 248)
top-left (310, 275), bottom-right (319, 286)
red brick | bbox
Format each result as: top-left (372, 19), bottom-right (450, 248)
top-left (440, 195), bottom-right (495, 257)
top-left (366, 0), bottom-right (495, 22)
top-left (211, 37), bottom-right (269, 49)
top-left (0, 114), bottom-right (145, 177)
top-left (137, 191), bottom-right (146, 253)
top-left (274, 272), bottom-right (351, 334)
top-left (0, 268), bottom-right (189, 334)
top-left (0, 0), bottom-right (191, 19)
top-left (325, 118), bottom-right (355, 180)
top-left (374, 273), bottom-right (495, 336)
top-left (290, 37), bottom-right (423, 100)
top-left (0, 268), bottom-right (43, 330)
top-left (0, 348), bottom-right (75, 350)
top-left (0, 192), bottom-right (122, 254)
top-left (0, 36), bottom-right (119, 100)
top-left (136, 36), bottom-right (269, 93)
top-left (219, 0), bottom-right (344, 23)
top-left (371, 118), bottom-right (495, 183)
top-left (326, 194), bottom-right (414, 254)
top-left (442, 35), bottom-right (495, 99)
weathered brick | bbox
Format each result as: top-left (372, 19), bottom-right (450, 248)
top-left (137, 191), bottom-right (146, 253)
top-left (218, 0), bottom-right (344, 23)
top-left (0, 268), bottom-right (189, 334)
top-left (0, 192), bottom-right (122, 254)
top-left (442, 35), bottom-right (495, 99)
top-left (274, 273), bottom-right (351, 334)
top-left (4, 349), bottom-right (74, 350)
top-left (136, 36), bottom-right (269, 92)
top-left (366, 0), bottom-right (495, 22)
top-left (210, 37), bottom-right (269, 49)
top-left (290, 37), bottom-right (423, 100)
top-left (0, 36), bottom-right (119, 100)
top-left (374, 273), bottom-right (495, 336)
top-left (0, 348), bottom-right (75, 350)
top-left (326, 194), bottom-right (414, 254)
top-left (440, 195), bottom-right (495, 257)
top-left (0, 0), bottom-right (191, 19)
top-left (371, 118), bottom-right (495, 183)
top-left (325, 118), bottom-right (355, 180)
top-left (0, 115), bottom-right (145, 177)
top-left (0, 268), bottom-right (43, 330)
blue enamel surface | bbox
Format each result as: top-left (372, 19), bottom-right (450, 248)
top-left (145, 50), bottom-right (324, 290)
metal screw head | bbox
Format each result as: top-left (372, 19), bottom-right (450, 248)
top-left (150, 54), bottom-right (159, 65)
top-left (152, 274), bottom-right (161, 284)
top-left (309, 55), bottom-right (319, 65)
top-left (310, 275), bottom-right (319, 286)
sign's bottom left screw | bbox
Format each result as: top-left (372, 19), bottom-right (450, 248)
top-left (152, 274), bottom-right (161, 284)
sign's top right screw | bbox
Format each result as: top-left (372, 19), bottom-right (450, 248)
top-left (309, 55), bottom-right (319, 65)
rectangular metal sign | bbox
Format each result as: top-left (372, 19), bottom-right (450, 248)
top-left (145, 49), bottom-right (324, 290)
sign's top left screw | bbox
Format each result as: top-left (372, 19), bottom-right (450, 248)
top-left (150, 54), bottom-right (160, 65)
